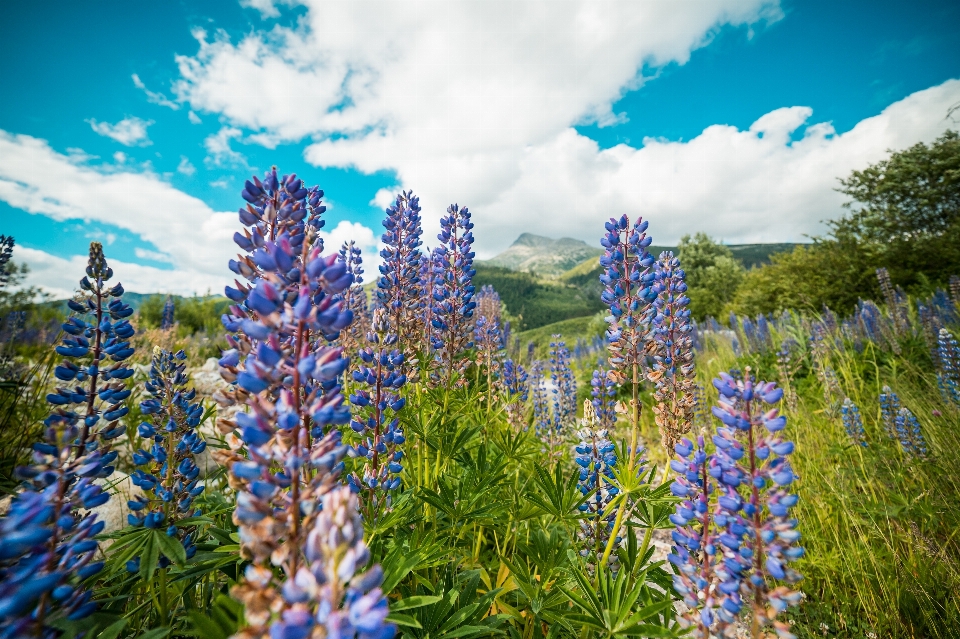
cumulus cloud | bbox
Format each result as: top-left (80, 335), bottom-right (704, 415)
top-left (204, 126), bottom-right (249, 168)
top-left (177, 156), bottom-right (197, 176)
top-left (318, 220), bottom-right (381, 271)
top-left (0, 130), bottom-right (237, 295)
top-left (87, 116), bottom-right (154, 146)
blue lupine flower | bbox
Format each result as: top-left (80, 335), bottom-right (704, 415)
top-left (547, 337), bottom-right (576, 457)
top-left (429, 204), bottom-right (476, 387)
top-left (0, 242), bottom-right (130, 633)
top-left (160, 296), bottom-right (175, 330)
top-left (599, 215), bottom-right (657, 387)
top-left (474, 314), bottom-right (504, 390)
top-left (649, 251), bottom-right (696, 450)
top-left (127, 348), bottom-right (206, 565)
top-left (936, 328), bottom-right (960, 407)
top-left (218, 170), bottom-right (355, 634)
top-left (575, 402), bottom-right (621, 573)
top-left (895, 407), bottom-right (928, 459)
top-left (502, 358), bottom-right (529, 430)
top-left (840, 398), bottom-right (867, 447)
top-left (530, 361), bottom-right (551, 436)
top-left (336, 240), bottom-right (372, 366)
top-left (376, 191), bottom-right (424, 362)
top-left (705, 371), bottom-right (803, 635)
top-left (879, 385), bottom-right (901, 439)
top-left (346, 309), bottom-right (407, 518)
top-left (590, 367), bottom-right (617, 431)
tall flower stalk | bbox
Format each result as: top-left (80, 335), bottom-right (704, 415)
top-left (348, 309), bottom-right (407, 521)
top-left (0, 242), bottom-right (133, 635)
top-left (547, 336), bottom-right (576, 461)
top-left (429, 204), bottom-right (476, 388)
top-left (215, 169), bottom-right (357, 637)
top-left (502, 358), bottom-right (529, 430)
top-left (597, 214), bottom-right (657, 568)
top-left (337, 240), bottom-right (370, 366)
top-left (649, 251), bottom-right (696, 451)
top-left (376, 191), bottom-right (424, 367)
top-left (575, 402), bottom-right (620, 574)
top-left (590, 367), bottom-right (618, 431)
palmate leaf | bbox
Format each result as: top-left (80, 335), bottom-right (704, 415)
top-left (526, 464), bottom-right (589, 524)
top-left (154, 529), bottom-right (187, 567)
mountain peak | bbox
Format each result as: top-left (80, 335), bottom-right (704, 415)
top-left (483, 233), bottom-right (602, 277)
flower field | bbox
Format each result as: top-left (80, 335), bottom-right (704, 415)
top-left (0, 166), bottom-right (958, 639)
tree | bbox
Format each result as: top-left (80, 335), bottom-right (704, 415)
top-left (676, 233), bottom-right (745, 320)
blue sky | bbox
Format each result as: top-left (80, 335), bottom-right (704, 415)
top-left (1, 0), bottom-right (958, 296)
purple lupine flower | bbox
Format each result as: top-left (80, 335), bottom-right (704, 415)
top-left (840, 398), bottom-right (867, 447)
top-left (376, 191), bottom-right (424, 365)
top-left (877, 267), bottom-right (909, 335)
top-left (879, 386), bottom-right (901, 439)
top-left (708, 370), bottom-right (803, 636)
top-left (936, 328), bottom-right (960, 407)
top-left (600, 215), bottom-right (657, 389)
top-left (575, 402), bottom-right (620, 573)
top-left (429, 204), bottom-right (476, 387)
top-left (547, 336), bottom-right (576, 458)
top-left (474, 314), bottom-right (505, 412)
top-left (475, 285), bottom-right (502, 325)
top-left (530, 361), bottom-right (550, 436)
top-left (502, 358), bottom-right (528, 430)
top-left (667, 433), bottom-right (724, 637)
top-left (337, 241), bottom-right (371, 364)
top-left (347, 309), bottom-right (407, 519)
top-left (590, 367), bottom-right (617, 431)
top-left (649, 251), bottom-right (696, 451)
top-left (160, 296), bottom-right (175, 330)
top-left (0, 243), bottom-right (131, 633)
top-left (127, 348), bottom-right (206, 565)
top-left (895, 407), bottom-right (928, 459)
top-left (216, 170), bottom-right (356, 635)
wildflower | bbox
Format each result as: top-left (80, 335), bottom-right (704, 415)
top-left (160, 296), bottom-right (175, 330)
top-left (667, 433), bottom-right (723, 638)
top-left (879, 386), bottom-right (901, 439)
top-left (590, 367), bottom-right (618, 431)
top-left (502, 358), bottom-right (529, 430)
top-left (429, 204), bottom-right (476, 387)
top-left (127, 348), bottom-right (206, 563)
top-left (376, 191), bottom-right (424, 364)
top-left (474, 314), bottom-right (505, 411)
top-left (840, 398), bottom-right (867, 447)
top-left (347, 309), bottom-right (407, 519)
top-left (936, 328), bottom-right (960, 407)
top-left (895, 407), bottom-right (928, 459)
top-left (575, 402), bottom-right (620, 573)
top-left (0, 242), bottom-right (133, 633)
top-left (649, 251), bottom-right (696, 451)
top-left (876, 267), bottom-right (909, 335)
top-left (337, 241), bottom-right (371, 364)
top-left (216, 170), bottom-right (356, 636)
top-left (548, 337), bottom-right (576, 458)
top-left (530, 361), bottom-right (550, 436)
top-left (475, 284), bottom-right (502, 325)
top-left (709, 370), bottom-right (803, 636)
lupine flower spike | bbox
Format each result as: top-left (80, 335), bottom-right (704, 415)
top-left (841, 398), bottom-right (867, 447)
top-left (575, 401), bottom-right (620, 574)
top-left (895, 407), bottom-right (928, 459)
top-left (547, 337), bottom-right (576, 462)
top-left (215, 170), bottom-right (357, 637)
top-left (127, 348), bottom-right (207, 570)
top-left (376, 191), bottom-right (424, 368)
top-left (474, 314), bottom-right (504, 414)
top-left (347, 308), bottom-right (407, 520)
top-left (0, 242), bottom-right (133, 635)
top-left (337, 240), bottom-right (371, 365)
top-left (501, 358), bottom-right (529, 431)
top-left (590, 367), bottom-right (618, 431)
top-left (710, 370), bottom-right (803, 638)
top-left (649, 251), bottom-right (696, 452)
top-left (430, 204), bottom-right (477, 387)
top-left (936, 328), bottom-right (960, 407)
top-left (530, 361), bottom-right (551, 436)
top-left (161, 296), bottom-right (176, 330)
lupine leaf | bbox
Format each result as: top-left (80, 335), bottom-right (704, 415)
top-left (155, 529), bottom-right (187, 566)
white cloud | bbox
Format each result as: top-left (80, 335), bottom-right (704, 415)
top-left (169, 1), bottom-right (959, 257)
top-left (188, 110), bottom-right (202, 124)
top-left (210, 177), bottom-right (231, 188)
top-left (87, 116), bottom-right (154, 147)
top-left (0, 130), bottom-right (239, 295)
top-left (113, 151), bottom-right (127, 163)
top-left (204, 126), bottom-right (248, 168)
top-left (132, 73), bottom-right (180, 110)
top-left (177, 156), bottom-right (197, 176)
top-left (240, 0), bottom-right (289, 18)
top-left (134, 247), bottom-right (172, 262)
top-left (318, 220), bottom-right (379, 270)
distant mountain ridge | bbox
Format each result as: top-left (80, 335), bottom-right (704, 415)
top-left (479, 233), bottom-right (603, 277)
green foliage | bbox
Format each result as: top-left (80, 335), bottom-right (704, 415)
top-left (676, 232), bottom-right (746, 320)
top-left (474, 264), bottom-right (604, 330)
top-left (137, 295), bottom-right (231, 335)
top-left (729, 131), bottom-right (960, 316)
